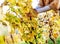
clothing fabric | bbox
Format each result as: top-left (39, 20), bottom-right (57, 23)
top-left (34, 0), bottom-right (51, 12)
top-left (32, 0), bottom-right (60, 13)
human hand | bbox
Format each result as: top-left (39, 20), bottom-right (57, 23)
top-left (49, 0), bottom-right (59, 10)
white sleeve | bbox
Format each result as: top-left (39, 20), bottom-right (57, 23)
top-left (32, 0), bottom-right (40, 8)
top-left (35, 5), bottom-right (51, 13)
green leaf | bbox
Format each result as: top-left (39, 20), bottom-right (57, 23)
top-left (56, 36), bottom-right (60, 44)
top-left (18, 41), bottom-right (27, 44)
top-left (48, 39), bottom-right (54, 44)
